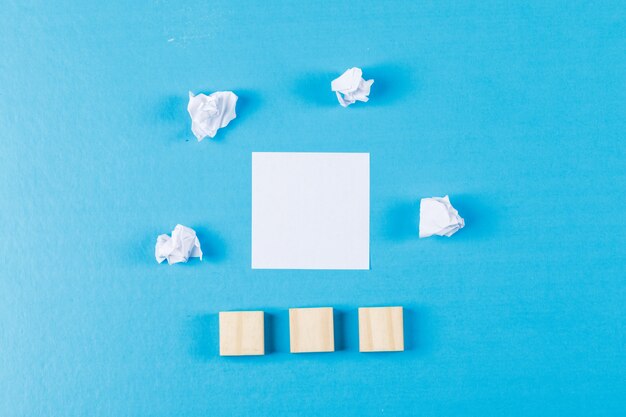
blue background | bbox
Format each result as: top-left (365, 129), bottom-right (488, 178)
top-left (1, 1), bottom-right (625, 416)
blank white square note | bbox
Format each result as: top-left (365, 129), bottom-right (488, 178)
top-left (252, 152), bottom-right (370, 270)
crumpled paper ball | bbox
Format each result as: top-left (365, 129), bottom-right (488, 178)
top-left (419, 196), bottom-right (465, 238)
top-left (331, 67), bottom-right (374, 107)
top-left (155, 224), bottom-right (203, 265)
top-left (187, 91), bottom-right (238, 141)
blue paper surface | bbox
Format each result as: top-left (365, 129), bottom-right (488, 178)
top-left (0, 1), bottom-right (624, 416)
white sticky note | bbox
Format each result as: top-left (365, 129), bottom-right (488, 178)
top-left (252, 152), bottom-right (370, 270)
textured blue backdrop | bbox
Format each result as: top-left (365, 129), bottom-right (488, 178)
top-left (1, 1), bottom-right (625, 416)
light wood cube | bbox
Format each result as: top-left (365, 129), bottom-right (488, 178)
top-left (219, 311), bottom-right (265, 356)
top-left (359, 306), bottom-right (404, 352)
top-left (289, 307), bottom-right (334, 353)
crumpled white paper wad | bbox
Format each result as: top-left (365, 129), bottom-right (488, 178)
top-left (419, 196), bottom-right (465, 238)
top-left (187, 91), bottom-right (238, 141)
top-left (331, 67), bottom-right (374, 107)
top-left (155, 224), bottom-right (203, 264)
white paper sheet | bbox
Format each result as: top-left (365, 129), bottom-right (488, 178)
top-left (155, 224), bottom-right (203, 264)
top-left (187, 91), bottom-right (238, 141)
top-left (419, 196), bottom-right (465, 238)
top-left (331, 67), bottom-right (374, 107)
top-left (252, 152), bottom-right (370, 270)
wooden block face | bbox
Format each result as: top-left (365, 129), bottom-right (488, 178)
top-left (359, 307), bottom-right (404, 352)
top-left (289, 307), bottom-right (334, 353)
top-left (219, 311), bottom-right (265, 356)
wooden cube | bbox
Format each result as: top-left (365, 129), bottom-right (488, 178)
top-left (358, 306), bottom-right (404, 352)
top-left (219, 311), bottom-right (265, 356)
top-left (289, 307), bottom-right (334, 353)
